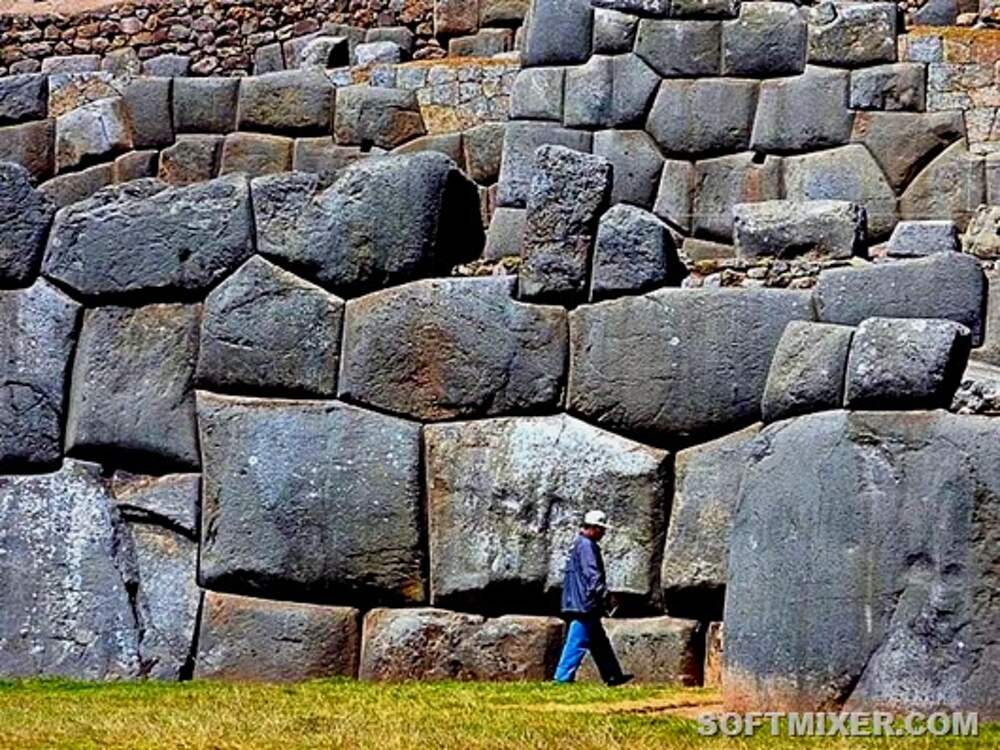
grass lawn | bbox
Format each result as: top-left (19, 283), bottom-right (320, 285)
top-left (0, 678), bottom-right (996, 749)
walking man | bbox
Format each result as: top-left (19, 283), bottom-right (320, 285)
top-left (553, 510), bottom-right (633, 686)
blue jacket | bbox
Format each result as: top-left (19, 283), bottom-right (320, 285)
top-left (560, 534), bottom-right (607, 615)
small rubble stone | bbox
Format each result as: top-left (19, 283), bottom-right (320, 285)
top-left (887, 220), bottom-right (959, 258)
top-left (844, 317), bottom-right (971, 409)
top-left (647, 79), bottom-right (758, 157)
top-left (195, 592), bottom-right (360, 682)
top-left (705, 623), bottom-right (724, 688)
top-left (521, 145), bottom-right (611, 301)
top-left (55, 97), bottom-right (132, 172)
top-left (0, 162), bottom-right (56, 285)
top-left (721, 3), bottom-right (807, 77)
top-left (807, 1), bottom-right (897, 66)
top-left (340, 276), bottom-right (566, 420)
top-left (635, 20), bottom-right (721, 78)
top-left (172, 77), bottom-right (239, 134)
top-left (762, 321), bottom-right (854, 423)
top-left (733, 200), bottom-right (866, 260)
top-left (592, 204), bottom-right (682, 300)
top-left (66, 303), bottom-right (201, 471)
top-left (814, 253), bottom-right (986, 345)
top-left (850, 63), bottom-right (926, 111)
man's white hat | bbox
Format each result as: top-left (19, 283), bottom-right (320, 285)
top-left (583, 510), bottom-right (612, 529)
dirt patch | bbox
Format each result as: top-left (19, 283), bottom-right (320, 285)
top-left (512, 693), bottom-right (724, 719)
top-left (0, 0), bottom-right (153, 17)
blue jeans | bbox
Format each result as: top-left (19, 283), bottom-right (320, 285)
top-left (553, 615), bottom-right (624, 684)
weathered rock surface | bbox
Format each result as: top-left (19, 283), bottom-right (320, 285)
top-left (0, 120), bottom-right (55, 183)
top-left (197, 393), bottom-right (424, 605)
top-left (0, 281), bottom-right (81, 470)
top-left (425, 415), bottom-right (669, 612)
top-left (0, 74), bottom-right (48, 125)
top-left (0, 460), bottom-right (141, 679)
top-left (733, 200), bottom-right (866, 260)
top-left (195, 592), bottom-right (360, 681)
top-left (511, 67), bottom-right (565, 121)
top-left (484, 207), bottom-right (526, 260)
top-left (198, 256), bottom-right (344, 398)
top-left (340, 277), bottom-right (566, 420)
top-left (721, 3), bottom-right (807, 77)
top-left (577, 617), bottom-right (703, 685)
top-left (661, 424), bottom-right (761, 619)
top-left (360, 608), bottom-right (564, 681)
top-left (964, 206), bottom-right (1000, 260)
top-left (726, 411), bottom-right (1000, 718)
top-left (845, 317), bottom-right (971, 409)
top-left (592, 203), bottom-right (682, 300)
top-left (751, 67), bottom-right (852, 153)
top-left (67, 303), bottom-right (200, 470)
top-left (807, 1), bottom-right (897, 66)
top-left (334, 86), bottom-right (425, 150)
top-left (251, 156), bottom-right (482, 297)
top-left (693, 152), bottom-right (784, 241)
top-left (762, 321), bottom-right (854, 423)
top-left (218, 133), bottom-right (293, 177)
top-left (521, 0), bottom-right (593, 67)
top-left (887, 220), bottom-right (959, 258)
top-left (569, 288), bottom-right (814, 444)
top-left (55, 97), bottom-right (132, 172)
top-left (814, 253), bottom-right (986, 345)
top-left (172, 77), bottom-right (239, 134)
top-left (899, 141), bottom-right (985, 230)
top-left (647, 79), bottom-right (758, 157)
top-left (237, 70), bottom-right (336, 135)
top-left (158, 135), bottom-right (223, 185)
top-left (521, 145), bottom-right (611, 301)
top-left (0, 162), bottom-right (55, 285)
top-left (111, 472), bottom-right (199, 536)
top-left (850, 63), bottom-right (925, 111)
top-left (497, 122), bottom-right (592, 208)
top-left (593, 129), bottom-right (663, 209)
top-left (43, 176), bottom-right (254, 299)
top-left (635, 19), bottom-right (721, 78)
top-left (122, 78), bottom-right (173, 149)
top-left (563, 54), bottom-right (659, 129)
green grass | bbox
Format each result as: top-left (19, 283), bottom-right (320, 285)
top-left (0, 679), bottom-right (996, 749)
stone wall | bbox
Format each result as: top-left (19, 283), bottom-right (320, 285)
top-left (0, 0), bottom-right (999, 719)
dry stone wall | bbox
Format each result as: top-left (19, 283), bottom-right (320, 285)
top-left (0, 0), bottom-right (999, 718)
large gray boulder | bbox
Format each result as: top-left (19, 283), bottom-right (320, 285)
top-left (122, 78), bottom-right (173, 150)
top-left (647, 79), bottom-right (758, 157)
top-left (577, 617), bottom-right (703, 685)
top-left (198, 256), bottom-right (345, 398)
top-left (751, 66), bottom-right (853, 153)
top-left (0, 280), bottom-right (81, 470)
top-left (635, 19), bottom-right (721, 78)
top-left (497, 122), bottom-right (592, 208)
top-left (563, 54), bottom-right (659, 130)
top-left (733, 199), bottom-right (866, 260)
top-left (42, 176), bottom-right (254, 299)
top-left (814, 253), bottom-right (986, 345)
top-left (510, 68), bottom-right (565, 121)
top-left (721, 2), bottom-right (807, 77)
top-left (339, 277), bottom-right (567, 421)
top-left (661, 424), bottom-right (761, 619)
top-left (592, 203), bottom-right (683, 300)
top-left (521, 145), bottom-right (611, 301)
top-left (807, 1), bottom-right (897, 66)
top-left (726, 411), bottom-right (1000, 718)
top-left (237, 70), bottom-right (336, 135)
top-left (195, 592), bottom-right (360, 681)
top-left (844, 317), bottom-right (971, 410)
top-left (0, 161), bottom-right (56, 285)
top-left (762, 321), bottom-right (854, 423)
top-left (54, 97), bottom-right (133, 172)
top-left (521, 0), bottom-right (594, 67)
top-left (197, 393), bottom-right (425, 605)
top-left (569, 288), bottom-right (815, 444)
top-left (425, 414), bottom-right (670, 612)
top-left (251, 155), bottom-right (483, 297)
top-left (0, 460), bottom-right (141, 679)
top-left (360, 608), bottom-right (565, 681)
top-left (67, 304), bottom-right (201, 471)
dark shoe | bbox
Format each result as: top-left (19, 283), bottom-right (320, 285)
top-left (606, 673), bottom-right (634, 687)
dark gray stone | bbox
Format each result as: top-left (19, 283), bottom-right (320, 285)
top-left (592, 0), bottom-right (669, 13)
top-left (339, 276), bottom-right (567, 420)
top-left (172, 77), bottom-right (239, 134)
top-left (38, 163), bottom-right (114, 209)
top-left (425, 414), bottom-right (669, 611)
top-left (635, 20), bottom-right (721, 78)
top-left (521, 0), bottom-right (593, 67)
top-left (292, 138), bottom-right (366, 188)
top-left (814, 253), bottom-right (986, 345)
top-left (911, 0), bottom-right (958, 25)
top-left (484, 207), bottom-right (526, 260)
top-left (238, 70), bottom-right (337, 136)
top-left (899, 141), bottom-right (985, 231)
top-left (253, 43), bottom-right (285, 75)
top-left (593, 8), bottom-right (638, 54)
top-left (198, 255), bottom-right (344, 398)
top-left (593, 130), bottom-right (664, 210)
top-left (366, 26), bottom-right (416, 54)
top-left (300, 36), bottom-right (350, 68)
top-left (850, 63), bottom-right (926, 111)
top-left (67, 304), bottom-right (201, 470)
top-left (725, 411), bottom-right (1000, 718)
top-left (43, 175), bottom-right (254, 298)
top-left (197, 393), bottom-right (424, 605)
top-left (653, 159), bottom-right (695, 233)
top-left (360, 608), bottom-right (564, 681)
top-left (521, 145), bottom-right (611, 301)
top-left (251, 155), bottom-right (482, 296)
top-left (592, 203), bottom-right (681, 300)
top-left (751, 66), bottom-right (853, 153)
top-left (333, 86), bottom-right (425, 150)
top-left (195, 592), bottom-right (360, 681)
top-left (0, 280), bottom-right (80, 470)
top-left (807, 1), bottom-right (897, 67)
top-left (462, 122), bottom-right (505, 184)
top-left (670, 0), bottom-right (738, 16)
top-left (845, 317), bottom-right (971, 409)
top-left (887, 220), bottom-right (959, 258)
top-left (55, 97), bottom-right (132, 172)
top-left (692, 152), bottom-right (783, 241)
top-left (646, 79), bottom-right (758, 157)
top-left (578, 617), bottom-right (703, 685)
top-left (733, 199), bottom-right (866, 260)
top-left (122, 77), bottom-right (173, 149)
top-left (761, 320), bottom-right (854, 423)
top-left (0, 161), bottom-right (55, 284)
top-left (568, 288), bottom-right (815, 444)
top-left (0, 460), bottom-right (142, 679)
top-left (496, 121), bottom-right (592, 208)
top-left (510, 67), bottom-right (565, 121)
top-left (0, 74), bottom-right (48, 125)
top-left (782, 144), bottom-right (898, 240)
top-left (722, 3), bottom-right (807, 77)
top-left (563, 54), bottom-right (659, 129)
top-left (111, 472), bottom-right (200, 535)
top-left (661, 424), bottom-right (761, 619)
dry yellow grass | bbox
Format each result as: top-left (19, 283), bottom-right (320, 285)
top-left (0, 679), bottom-right (996, 750)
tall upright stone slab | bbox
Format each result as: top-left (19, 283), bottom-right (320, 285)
top-left (0, 162), bottom-right (56, 285)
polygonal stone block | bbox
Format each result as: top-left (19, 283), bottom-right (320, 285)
top-left (647, 78), bottom-right (758, 157)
